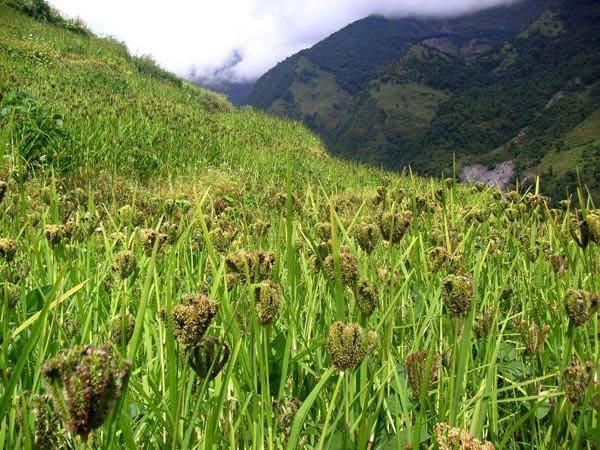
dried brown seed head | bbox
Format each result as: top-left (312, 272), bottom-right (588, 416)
top-left (441, 275), bottom-right (474, 317)
top-left (564, 289), bottom-right (599, 326)
top-left (562, 359), bottom-right (595, 403)
top-left (41, 345), bottom-right (131, 437)
top-left (405, 350), bottom-right (440, 399)
top-left (171, 294), bottom-right (219, 346)
top-left (187, 336), bottom-right (230, 381)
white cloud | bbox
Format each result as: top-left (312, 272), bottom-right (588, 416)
top-left (47, 0), bottom-right (520, 82)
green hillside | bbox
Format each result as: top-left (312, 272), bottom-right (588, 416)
top-left (247, 0), bottom-right (600, 203)
top-left (0, 0), bottom-right (388, 194)
top-left (0, 2), bottom-right (599, 449)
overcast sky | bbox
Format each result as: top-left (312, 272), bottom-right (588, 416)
top-left (48, 0), bottom-right (520, 82)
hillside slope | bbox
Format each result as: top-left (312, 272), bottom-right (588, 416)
top-left (247, 0), bottom-right (600, 203)
top-left (0, 1), bottom-right (387, 195)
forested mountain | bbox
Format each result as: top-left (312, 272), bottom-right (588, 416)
top-left (247, 0), bottom-right (600, 202)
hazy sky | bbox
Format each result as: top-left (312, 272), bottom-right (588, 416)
top-left (48, 0), bottom-right (520, 82)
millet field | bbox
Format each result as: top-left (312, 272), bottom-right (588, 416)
top-left (0, 2), bottom-right (598, 449)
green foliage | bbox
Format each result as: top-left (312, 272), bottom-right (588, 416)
top-left (6, 0), bottom-right (90, 36)
top-left (0, 3), bottom-right (599, 450)
top-left (6, 0), bottom-right (55, 22)
top-left (0, 90), bottom-right (68, 167)
top-left (131, 54), bottom-right (183, 86)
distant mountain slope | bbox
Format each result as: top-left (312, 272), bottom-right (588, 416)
top-left (247, 1), bottom-right (550, 107)
top-left (246, 0), bottom-right (600, 202)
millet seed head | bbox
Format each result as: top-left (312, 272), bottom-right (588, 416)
top-left (76, 212), bottom-right (98, 238)
top-left (504, 207), bottom-right (519, 222)
top-left (117, 205), bottom-right (134, 224)
top-left (473, 308), bottom-right (495, 340)
top-left (326, 321), bottom-right (377, 370)
top-left (564, 289), bottom-right (599, 326)
top-left (374, 185), bottom-right (387, 204)
top-left (547, 253), bottom-right (568, 275)
top-left (314, 239), bottom-right (333, 260)
top-left (0, 238), bottom-right (17, 261)
top-left (41, 345), bottom-right (131, 437)
top-left (379, 210), bottom-right (412, 244)
top-left (323, 251), bottom-right (359, 286)
top-left (0, 180), bottom-right (7, 204)
top-left (63, 219), bottom-right (78, 241)
top-left (435, 423), bottom-right (495, 450)
top-left (273, 192), bottom-right (302, 212)
top-left (405, 350), bottom-right (440, 399)
top-left (355, 279), bottom-right (378, 316)
top-left (388, 187), bottom-right (406, 204)
top-left (213, 197), bottom-right (231, 216)
top-left (139, 228), bottom-right (168, 256)
top-left (353, 222), bottom-right (381, 253)
top-left (558, 199), bottom-right (571, 210)
top-left (43, 225), bottom-right (66, 246)
top-left (517, 319), bottom-right (550, 355)
top-left (315, 222), bottom-right (332, 241)
top-left (160, 221), bottom-right (180, 244)
top-left (273, 397), bottom-right (302, 438)
top-left (569, 211), bottom-right (600, 249)
top-left (108, 313), bottom-right (136, 346)
top-left (249, 220), bottom-right (271, 237)
top-left (111, 250), bottom-right (137, 279)
top-left (29, 394), bottom-right (59, 449)
top-left (428, 246), bottom-right (450, 272)
top-left (1, 282), bottom-right (22, 308)
top-left (253, 280), bottom-right (281, 325)
top-left (208, 225), bottom-right (237, 253)
top-left (585, 211), bottom-right (600, 244)
top-left (562, 359), bottom-right (595, 403)
top-left (441, 274), bottom-right (474, 317)
top-left (226, 250), bottom-right (276, 282)
top-left (171, 294), bottom-right (219, 346)
top-left (187, 336), bottom-right (230, 381)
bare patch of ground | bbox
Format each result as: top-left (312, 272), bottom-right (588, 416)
top-left (461, 160), bottom-right (515, 190)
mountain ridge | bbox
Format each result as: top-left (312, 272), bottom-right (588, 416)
top-left (246, 0), bottom-right (600, 202)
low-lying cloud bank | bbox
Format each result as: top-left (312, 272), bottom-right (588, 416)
top-left (48, 0), bottom-right (522, 82)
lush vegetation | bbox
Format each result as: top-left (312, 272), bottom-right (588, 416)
top-left (1, 2), bottom-right (599, 449)
top-left (247, 1), bottom-right (547, 103)
top-left (247, 0), bottom-right (600, 204)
